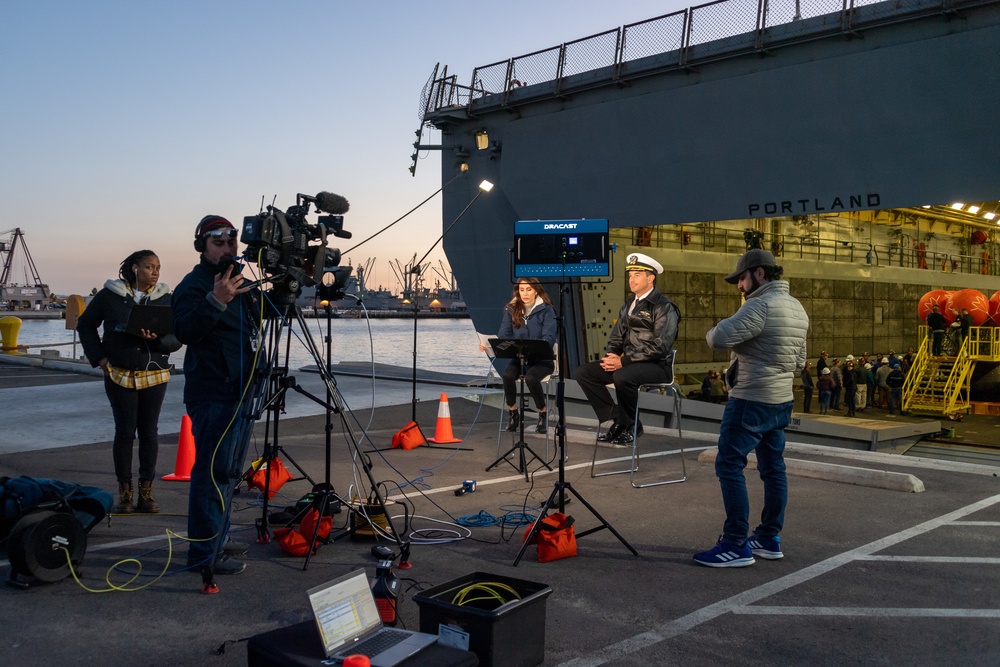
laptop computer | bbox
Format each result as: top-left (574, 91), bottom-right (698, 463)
top-left (307, 570), bottom-right (438, 667)
top-left (118, 304), bottom-right (173, 338)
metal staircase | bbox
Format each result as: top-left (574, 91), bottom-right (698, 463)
top-left (903, 326), bottom-right (1000, 416)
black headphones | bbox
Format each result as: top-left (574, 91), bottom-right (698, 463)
top-left (194, 215), bottom-right (230, 252)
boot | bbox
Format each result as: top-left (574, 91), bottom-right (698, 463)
top-left (535, 411), bottom-right (548, 434)
top-left (116, 481), bottom-right (135, 514)
top-left (136, 479), bottom-right (160, 513)
top-left (505, 408), bottom-right (521, 432)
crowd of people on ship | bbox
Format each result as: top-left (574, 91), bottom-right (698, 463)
top-left (696, 347), bottom-right (913, 417)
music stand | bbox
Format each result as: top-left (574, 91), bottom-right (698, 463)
top-left (485, 337), bottom-right (554, 481)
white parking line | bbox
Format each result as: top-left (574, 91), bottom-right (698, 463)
top-left (859, 555), bottom-right (1000, 563)
top-left (557, 492), bottom-right (1000, 667)
top-left (733, 606), bottom-right (1000, 618)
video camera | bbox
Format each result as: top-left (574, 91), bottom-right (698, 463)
top-left (241, 191), bottom-right (354, 306)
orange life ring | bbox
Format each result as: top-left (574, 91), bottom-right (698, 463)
top-left (508, 79), bottom-right (524, 90)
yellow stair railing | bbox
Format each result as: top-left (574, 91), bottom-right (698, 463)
top-left (967, 325), bottom-right (1000, 361)
top-left (903, 325), bottom-right (1000, 416)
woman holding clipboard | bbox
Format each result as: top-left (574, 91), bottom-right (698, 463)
top-left (482, 277), bottom-right (557, 434)
top-left (78, 249), bottom-right (181, 514)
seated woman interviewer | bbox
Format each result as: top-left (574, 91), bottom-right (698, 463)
top-left (77, 250), bottom-right (181, 514)
top-left (481, 278), bottom-right (556, 433)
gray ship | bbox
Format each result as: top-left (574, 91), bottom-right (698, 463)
top-left (417, 0), bottom-right (1000, 405)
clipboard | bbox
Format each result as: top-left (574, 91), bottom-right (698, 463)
top-left (119, 304), bottom-right (173, 337)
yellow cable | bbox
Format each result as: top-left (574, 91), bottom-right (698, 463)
top-left (450, 582), bottom-right (522, 606)
top-left (65, 252), bottom-right (270, 593)
top-left (60, 528), bottom-right (186, 593)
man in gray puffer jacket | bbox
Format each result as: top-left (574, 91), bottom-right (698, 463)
top-left (694, 249), bottom-right (808, 568)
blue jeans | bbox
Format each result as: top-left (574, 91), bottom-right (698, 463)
top-left (715, 398), bottom-right (793, 546)
top-left (888, 387), bottom-right (902, 414)
top-left (931, 330), bottom-right (944, 355)
top-left (185, 400), bottom-right (253, 568)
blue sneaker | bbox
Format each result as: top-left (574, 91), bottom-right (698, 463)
top-left (693, 538), bottom-right (755, 568)
top-left (747, 532), bottom-right (783, 560)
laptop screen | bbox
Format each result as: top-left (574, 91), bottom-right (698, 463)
top-left (307, 571), bottom-right (383, 656)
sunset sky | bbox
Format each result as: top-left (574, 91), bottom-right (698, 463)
top-left (2, 0), bottom-right (690, 296)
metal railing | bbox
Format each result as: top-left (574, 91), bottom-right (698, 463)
top-left (615, 225), bottom-right (1000, 277)
top-left (423, 0), bottom-right (988, 119)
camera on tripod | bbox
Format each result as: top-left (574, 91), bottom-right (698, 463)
top-left (241, 191), bottom-right (355, 306)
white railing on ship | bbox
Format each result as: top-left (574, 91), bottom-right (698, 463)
top-left (422, 0), bottom-right (990, 116)
top-left (610, 226), bottom-right (1000, 278)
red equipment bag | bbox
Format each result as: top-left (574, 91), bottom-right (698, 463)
top-left (524, 512), bottom-right (577, 562)
top-left (248, 457), bottom-right (293, 498)
top-left (391, 421), bottom-right (425, 450)
top-left (274, 509), bottom-right (332, 557)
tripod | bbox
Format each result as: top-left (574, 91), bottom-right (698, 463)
top-left (252, 299), bottom-right (405, 569)
top-left (513, 278), bottom-right (638, 566)
top-left (249, 304), bottom-right (317, 543)
top-left (485, 338), bottom-right (553, 482)
top-left (383, 180), bottom-right (493, 452)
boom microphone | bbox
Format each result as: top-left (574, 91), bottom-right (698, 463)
top-left (314, 191), bottom-right (350, 215)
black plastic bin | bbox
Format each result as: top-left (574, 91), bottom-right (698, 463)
top-left (413, 572), bottom-right (552, 667)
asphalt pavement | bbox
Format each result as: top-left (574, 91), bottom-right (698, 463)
top-left (1, 361), bottom-right (999, 666)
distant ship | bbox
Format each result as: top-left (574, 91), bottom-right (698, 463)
top-left (1, 228), bottom-right (53, 314)
top-left (296, 258), bottom-right (467, 317)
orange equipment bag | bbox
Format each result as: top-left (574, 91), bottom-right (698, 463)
top-left (248, 457), bottom-right (293, 498)
top-left (391, 421), bottom-right (425, 450)
top-left (274, 509), bottom-right (333, 557)
top-left (523, 512), bottom-right (577, 562)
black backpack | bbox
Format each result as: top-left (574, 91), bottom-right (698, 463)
top-left (0, 476), bottom-right (113, 540)
top-left (886, 369), bottom-right (905, 389)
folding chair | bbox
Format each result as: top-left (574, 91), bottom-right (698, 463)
top-left (589, 353), bottom-right (687, 488)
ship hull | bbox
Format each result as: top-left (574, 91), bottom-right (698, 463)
top-left (428, 2), bottom-right (1000, 370)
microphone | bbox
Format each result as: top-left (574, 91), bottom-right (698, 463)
top-left (313, 191), bottom-right (350, 215)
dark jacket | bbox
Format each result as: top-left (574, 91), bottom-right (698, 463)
top-left (926, 311), bottom-right (946, 331)
top-left (607, 287), bottom-right (680, 373)
top-left (817, 375), bottom-right (834, 392)
top-left (843, 368), bottom-right (858, 391)
top-left (172, 258), bottom-right (262, 404)
top-left (800, 368), bottom-right (814, 389)
top-left (497, 298), bottom-right (556, 365)
top-left (77, 280), bottom-right (181, 371)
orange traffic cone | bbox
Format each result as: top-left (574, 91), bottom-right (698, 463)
top-left (163, 414), bottom-right (195, 481)
top-left (427, 393), bottom-right (462, 444)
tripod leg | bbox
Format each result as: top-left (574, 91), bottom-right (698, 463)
top-left (302, 492), bottom-right (331, 571)
top-left (486, 365), bottom-right (552, 480)
top-left (562, 483), bottom-right (639, 556)
top-left (275, 446), bottom-right (315, 486)
top-left (513, 483), bottom-right (563, 566)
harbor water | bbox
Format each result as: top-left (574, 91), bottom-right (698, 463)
top-left (12, 316), bottom-right (493, 378)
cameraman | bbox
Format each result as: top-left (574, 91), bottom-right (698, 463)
top-left (173, 215), bottom-right (261, 578)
